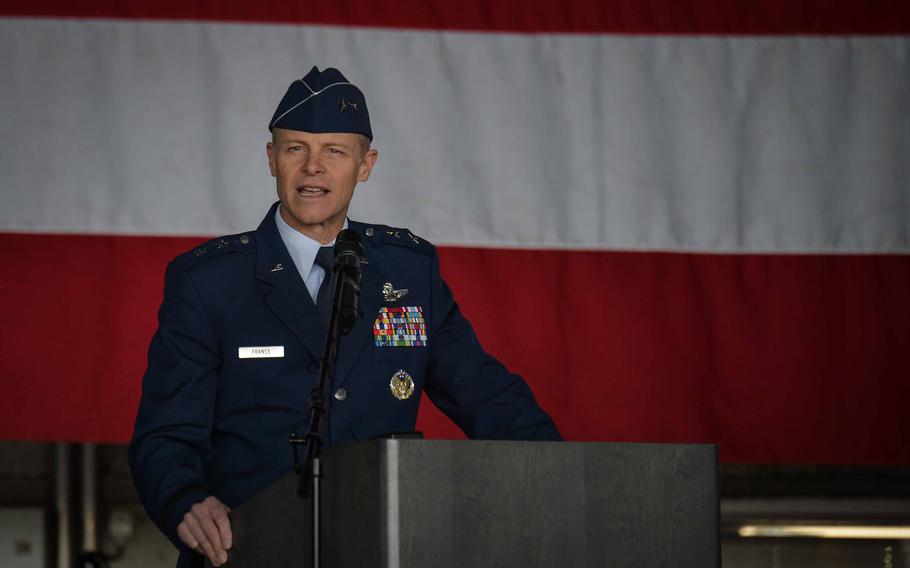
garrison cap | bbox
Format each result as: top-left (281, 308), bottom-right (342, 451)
top-left (268, 66), bottom-right (372, 140)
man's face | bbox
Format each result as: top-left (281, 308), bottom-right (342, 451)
top-left (267, 128), bottom-right (377, 242)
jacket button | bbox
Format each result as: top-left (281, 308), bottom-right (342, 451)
top-left (334, 388), bottom-right (347, 401)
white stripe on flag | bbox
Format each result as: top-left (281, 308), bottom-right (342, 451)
top-left (1, 18), bottom-right (907, 252)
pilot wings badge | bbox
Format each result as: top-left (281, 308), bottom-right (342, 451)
top-left (382, 282), bottom-right (409, 302)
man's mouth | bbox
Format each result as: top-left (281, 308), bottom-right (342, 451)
top-left (296, 186), bottom-right (328, 197)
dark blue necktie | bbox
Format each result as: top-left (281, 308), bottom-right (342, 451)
top-left (313, 246), bottom-right (335, 324)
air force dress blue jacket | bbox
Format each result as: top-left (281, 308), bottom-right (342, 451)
top-left (129, 202), bottom-right (561, 559)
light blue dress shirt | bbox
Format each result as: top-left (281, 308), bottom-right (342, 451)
top-left (274, 206), bottom-right (346, 303)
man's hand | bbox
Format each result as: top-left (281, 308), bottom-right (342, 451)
top-left (177, 496), bottom-right (232, 566)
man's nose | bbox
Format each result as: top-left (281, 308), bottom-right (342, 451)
top-left (303, 152), bottom-right (325, 175)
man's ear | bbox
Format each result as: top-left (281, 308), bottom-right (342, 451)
top-left (358, 148), bottom-right (379, 182)
top-left (266, 141), bottom-right (277, 177)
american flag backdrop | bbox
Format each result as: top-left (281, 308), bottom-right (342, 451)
top-left (0, 1), bottom-right (908, 465)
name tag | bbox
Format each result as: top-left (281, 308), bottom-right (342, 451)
top-left (238, 346), bottom-right (284, 359)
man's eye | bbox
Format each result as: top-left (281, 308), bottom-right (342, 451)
top-left (328, 148), bottom-right (344, 155)
top-left (288, 146), bottom-right (303, 152)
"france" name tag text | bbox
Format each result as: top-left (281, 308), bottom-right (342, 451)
top-left (238, 346), bottom-right (285, 359)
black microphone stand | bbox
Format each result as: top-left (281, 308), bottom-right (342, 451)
top-left (296, 248), bottom-right (361, 568)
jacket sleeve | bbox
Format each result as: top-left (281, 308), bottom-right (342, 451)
top-left (128, 260), bottom-right (219, 548)
top-left (424, 249), bottom-right (561, 441)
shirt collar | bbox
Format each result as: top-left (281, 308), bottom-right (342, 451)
top-left (274, 205), bottom-right (348, 280)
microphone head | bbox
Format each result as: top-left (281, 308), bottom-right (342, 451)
top-left (333, 229), bottom-right (363, 333)
top-left (333, 228), bottom-right (363, 259)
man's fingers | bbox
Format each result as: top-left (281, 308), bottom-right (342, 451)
top-left (176, 522), bottom-right (198, 550)
top-left (201, 517), bottom-right (227, 562)
top-left (178, 497), bottom-right (231, 565)
top-left (183, 512), bottom-right (221, 565)
top-left (212, 506), bottom-right (233, 550)
top-left (193, 507), bottom-right (227, 564)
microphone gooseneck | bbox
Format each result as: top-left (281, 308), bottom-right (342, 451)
top-left (332, 229), bottom-right (363, 335)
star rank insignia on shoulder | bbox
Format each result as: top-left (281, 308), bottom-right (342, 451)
top-left (182, 233), bottom-right (253, 267)
top-left (360, 224), bottom-right (433, 256)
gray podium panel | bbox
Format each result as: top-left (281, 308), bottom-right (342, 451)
top-left (229, 440), bottom-right (719, 567)
top-left (321, 440), bottom-right (718, 568)
top-left (227, 472), bottom-right (309, 568)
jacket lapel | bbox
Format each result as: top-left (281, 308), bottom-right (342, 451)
top-left (254, 203), bottom-right (326, 362)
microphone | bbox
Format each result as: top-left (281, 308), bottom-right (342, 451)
top-left (332, 229), bottom-right (363, 334)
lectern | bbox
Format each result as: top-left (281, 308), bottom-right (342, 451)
top-left (225, 440), bottom-right (718, 567)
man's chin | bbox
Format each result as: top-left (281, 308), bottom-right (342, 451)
top-left (281, 207), bottom-right (346, 236)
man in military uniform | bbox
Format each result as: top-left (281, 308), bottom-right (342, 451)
top-left (129, 67), bottom-right (560, 567)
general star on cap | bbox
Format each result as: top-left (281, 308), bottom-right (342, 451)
top-left (338, 98), bottom-right (359, 113)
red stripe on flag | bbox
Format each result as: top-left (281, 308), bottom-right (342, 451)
top-left (0, 233), bottom-right (203, 443)
top-left (1, 233), bottom-right (908, 464)
top-left (1, 0), bottom-right (909, 34)
top-left (432, 246), bottom-right (910, 465)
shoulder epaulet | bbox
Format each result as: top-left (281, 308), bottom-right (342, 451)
top-left (356, 223), bottom-right (434, 256)
top-left (175, 232), bottom-right (256, 268)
